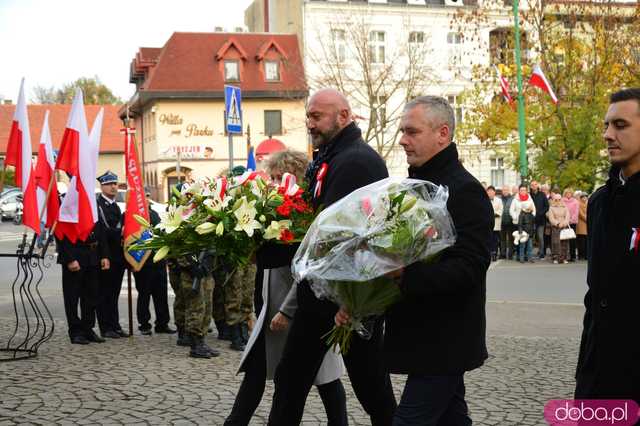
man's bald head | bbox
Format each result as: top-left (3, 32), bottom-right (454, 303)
top-left (307, 88), bottom-right (353, 148)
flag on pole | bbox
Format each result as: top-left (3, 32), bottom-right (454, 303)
top-left (528, 65), bottom-right (558, 105)
top-left (34, 111), bottom-right (60, 228)
top-left (5, 79), bottom-right (40, 234)
top-left (494, 65), bottom-right (514, 104)
top-left (122, 128), bottom-right (151, 271)
top-left (247, 145), bottom-right (256, 171)
top-left (55, 94), bottom-right (100, 242)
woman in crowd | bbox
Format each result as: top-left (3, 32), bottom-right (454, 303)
top-left (509, 184), bottom-right (536, 263)
top-left (562, 188), bottom-right (580, 262)
top-left (224, 149), bottom-right (347, 426)
top-left (576, 193), bottom-right (588, 260)
top-left (547, 193), bottom-right (571, 264)
top-left (487, 185), bottom-right (503, 261)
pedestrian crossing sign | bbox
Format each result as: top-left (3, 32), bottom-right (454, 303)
top-left (224, 85), bottom-right (243, 134)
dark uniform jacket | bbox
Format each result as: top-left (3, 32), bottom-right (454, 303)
top-left (384, 143), bottom-right (493, 375)
top-left (97, 194), bottom-right (124, 265)
top-left (56, 224), bottom-right (109, 268)
top-left (298, 122), bottom-right (389, 316)
top-left (531, 189), bottom-right (549, 227)
top-left (575, 167), bottom-right (640, 402)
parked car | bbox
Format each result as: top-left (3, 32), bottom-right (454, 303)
top-left (0, 190), bottom-right (23, 220)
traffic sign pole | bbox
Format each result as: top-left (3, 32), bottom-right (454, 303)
top-left (228, 133), bottom-right (234, 170)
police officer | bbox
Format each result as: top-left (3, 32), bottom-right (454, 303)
top-left (57, 223), bottom-right (110, 344)
top-left (96, 171), bottom-right (128, 338)
top-left (133, 190), bottom-right (176, 335)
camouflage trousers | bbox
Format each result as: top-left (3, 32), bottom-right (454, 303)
top-left (168, 266), bottom-right (214, 338)
top-left (212, 263), bottom-right (256, 326)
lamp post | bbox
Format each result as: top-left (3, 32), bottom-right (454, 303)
top-left (513, 0), bottom-right (528, 183)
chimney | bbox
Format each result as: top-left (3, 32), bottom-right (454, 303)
top-left (264, 0), bottom-right (269, 32)
top-left (214, 26), bottom-right (224, 32)
top-left (3, 99), bottom-right (12, 105)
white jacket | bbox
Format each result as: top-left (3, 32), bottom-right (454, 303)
top-left (509, 195), bottom-right (536, 225)
top-left (491, 197), bottom-right (503, 231)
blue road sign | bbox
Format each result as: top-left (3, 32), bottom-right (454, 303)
top-left (224, 85), bottom-right (243, 134)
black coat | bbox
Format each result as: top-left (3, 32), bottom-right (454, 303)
top-left (56, 224), bottom-right (109, 268)
top-left (96, 194), bottom-right (124, 264)
top-left (575, 167), bottom-right (640, 402)
top-left (531, 190), bottom-right (549, 226)
top-left (298, 122), bottom-right (389, 316)
top-left (384, 143), bottom-right (493, 375)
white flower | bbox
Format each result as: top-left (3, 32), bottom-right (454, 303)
top-left (153, 246), bottom-right (170, 262)
top-left (157, 204), bottom-right (185, 234)
top-left (264, 220), bottom-right (292, 240)
top-left (215, 222), bottom-right (224, 236)
top-left (203, 194), bottom-right (230, 213)
top-left (133, 214), bottom-right (150, 228)
top-left (183, 181), bottom-right (203, 196)
top-left (233, 197), bottom-right (262, 237)
top-left (195, 222), bottom-right (216, 235)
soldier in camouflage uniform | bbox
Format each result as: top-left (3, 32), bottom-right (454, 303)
top-left (212, 263), bottom-right (256, 351)
top-left (168, 255), bottom-right (219, 359)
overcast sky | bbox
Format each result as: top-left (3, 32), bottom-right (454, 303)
top-left (0, 0), bottom-right (254, 103)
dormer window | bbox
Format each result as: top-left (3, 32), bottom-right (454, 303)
top-left (265, 60), bottom-right (280, 81)
top-left (224, 60), bottom-right (239, 81)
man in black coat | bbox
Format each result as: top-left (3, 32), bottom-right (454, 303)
top-left (268, 88), bottom-right (397, 426)
top-left (575, 88), bottom-right (640, 403)
top-left (96, 171), bottom-right (128, 338)
top-left (530, 180), bottom-right (549, 259)
top-left (57, 224), bottom-right (110, 344)
top-left (133, 192), bottom-right (175, 335)
top-left (340, 96), bottom-right (492, 425)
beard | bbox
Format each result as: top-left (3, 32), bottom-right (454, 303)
top-left (310, 120), bottom-right (342, 149)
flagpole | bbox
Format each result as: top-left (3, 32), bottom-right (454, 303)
top-left (127, 269), bottom-right (133, 337)
top-left (513, 0), bottom-right (528, 183)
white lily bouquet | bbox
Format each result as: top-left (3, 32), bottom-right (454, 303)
top-left (292, 177), bottom-right (456, 354)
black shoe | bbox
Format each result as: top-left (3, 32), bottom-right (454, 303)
top-left (189, 335), bottom-right (212, 359)
top-left (155, 325), bottom-right (177, 334)
top-left (140, 328), bottom-right (152, 336)
top-left (202, 342), bottom-right (220, 357)
top-left (86, 331), bottom-right (106, 343)
top-left (102, 330), bottom-right (121, 339)
top-left (115, 329), bottom-right (129, 338)
top-left (71, 335), bottom-right (90, 345)
top-left (177, 333), bottom-right (192, 347)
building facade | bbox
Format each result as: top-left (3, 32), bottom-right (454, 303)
top-left (126, 32), bottom-right (309, 202)
top-left (245, 0), bottom-right (530, 185)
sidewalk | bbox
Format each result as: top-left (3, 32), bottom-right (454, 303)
top-left (0, 309), bottom-right (579, 425)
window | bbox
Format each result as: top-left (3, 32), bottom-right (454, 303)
top-left (490, 157), bottom-right (505, 188)
top-left (331, 29), bottom-right (347, 63)
top-left (265, 60), bottom-right (280, 81)
top-left (447, 32), bottom-right (462, 44)
top-left (369, 31), bottom-right (385, 64)
top-left (264, 110), bottom-right (282, 136)
top-left (447, 95), bottom-right (463, 124)
top-left (409, 31), bottom-right (425, 44)
top-left (224, 60), bottom-right (239, 81)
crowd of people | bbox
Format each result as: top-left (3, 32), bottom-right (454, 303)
top-left (54, 87), bottom-right (640, 424)
top-left (485, 181), bottom-right (589, 264)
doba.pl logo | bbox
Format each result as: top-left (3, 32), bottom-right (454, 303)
top-left (544, 400), bottom-right (640, 425)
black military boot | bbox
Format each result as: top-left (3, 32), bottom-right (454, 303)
top-left (201, 340), bottom-right (220, 357)
top-left (215, 320), bottom-right (231, 341)
top-left (189, 335), bottom-right (212, 359)
top-left (176, 328), bottom-right (192, 347)
top-left (240, 321), bottom-right (250, 345)
top-left (229, 324), bottom-right (246, 352)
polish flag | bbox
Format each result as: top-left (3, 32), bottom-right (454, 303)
top-left (529, 65), bottom-right (558, 105)
top-left (495, 66), bottom-right (514, 104)
top-left (34, 111), bottom-right (60, 228)
top-left (4, 79), bottom-right (40, 234)
top-left (54, 91), bottom-right (100, 242)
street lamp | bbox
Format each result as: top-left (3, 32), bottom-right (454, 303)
top-left (513, 0), bottom-right (528, 184)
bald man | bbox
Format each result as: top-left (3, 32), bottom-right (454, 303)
top-left (268, 88), bottom-right (397, 425)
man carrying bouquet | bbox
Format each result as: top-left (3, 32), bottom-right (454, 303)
top-left (268, 88), bottom-right (397, 425)
top-left (337, 96), bottom-right (493, 425)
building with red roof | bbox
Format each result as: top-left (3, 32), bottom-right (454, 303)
top-left (125, 31), bottom-right (309, 201)
top-left (0, 104), bottom-right (126, 187)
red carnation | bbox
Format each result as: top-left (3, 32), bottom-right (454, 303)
top-left (280, 229), bottom-right (294, 243)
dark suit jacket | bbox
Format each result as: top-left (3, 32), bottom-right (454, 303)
top-left (96, 194), bottom-right (124, 265)
top-left (56, 224), bottom-right (109, 268)
top-left (384, 143), bottom-right (493, 375)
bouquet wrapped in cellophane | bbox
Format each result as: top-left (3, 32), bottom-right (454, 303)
top-left (292, 177), bottom-right (456, 354)
top-left (131, 171), bottom-right (314, 267)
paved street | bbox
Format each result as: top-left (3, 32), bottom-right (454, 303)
top-left (0, 222), bottom-right (587, 425)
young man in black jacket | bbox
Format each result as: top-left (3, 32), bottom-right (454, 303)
top-left (337, 96), bottom-right (492, 425)
top-left (575, 88), bottom-right (640, 403)
top-left (268, 88), bottom-right (396, 426)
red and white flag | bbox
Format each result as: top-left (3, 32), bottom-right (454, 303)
top-left (54, 91), bottom-right (99, 242)
top-left (494, 66), bottom-right (514, 104)
top-left (529, 65), bottom-right (558, 105)
top-left (5, 79), bottom-right (40, 234)
top-left (34, 111), bottom-right (60, 228)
